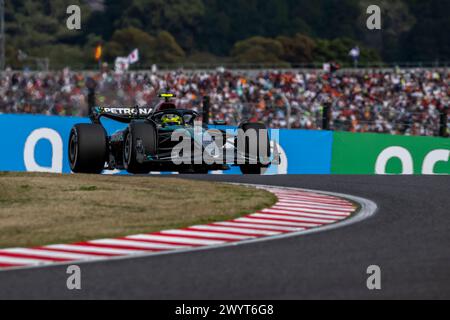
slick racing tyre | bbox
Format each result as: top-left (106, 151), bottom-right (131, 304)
top-left (123, 122), bottom-right (157, 174)
top-left (69, 124), bottom-right (108, 174)
top-left (237, 122), bottom-right (271, 175)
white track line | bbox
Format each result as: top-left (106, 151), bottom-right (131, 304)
top-left (272, 204), bottom-right (352, 214)
top-left (261, 208), bottom-right (346, 219)
top-left (235, 217), bottom-right (318, 227)
top-left (212, 222), bottom-right (302, 232)
top-left (276, 198), bottom-right (352, 206)
top-left (162, 229), bottom-right (253, 240)
top-left (0, 248), bottom-right (103, 261)
top-left (0, 256), bottom-right (52, 266)
top-left (274, 200), bottom-right (354, 210)
top-left (250, 213), bottom-right (334, 224)
top-left (44, 244), bottom-right (144, 255)
top-left (189, 225), bottom-right (280, 236)
top-left (87, 239), bottom-right (188, 250)
top-left (126, 234), bottom-right (224, 246)
top-left (0, 184), bottom-right (377, 272)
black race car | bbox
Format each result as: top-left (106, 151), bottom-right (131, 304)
top-left (68, 94), bottom-right (273, 174)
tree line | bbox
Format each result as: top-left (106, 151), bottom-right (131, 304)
top-left (4, 0), bottom-right (449, 69)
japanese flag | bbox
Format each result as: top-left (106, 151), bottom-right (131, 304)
top-left (128, 49), bottom-right (139, 64)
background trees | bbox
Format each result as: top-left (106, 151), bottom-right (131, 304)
top-left (231, 37), bottom-right (286, 64)
top-left (4, 0), bottom-right (448, 69)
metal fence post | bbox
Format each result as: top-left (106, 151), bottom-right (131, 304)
top-left (86, 77), bottom-right (97, 118)
top-left (322, 102), bottom-right (331, 131)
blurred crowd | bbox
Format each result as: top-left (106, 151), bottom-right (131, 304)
top-left (0, 68), bottom-right (448, 136)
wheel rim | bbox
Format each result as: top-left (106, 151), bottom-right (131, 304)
top-left (124, 132), bottom-right (132, 167)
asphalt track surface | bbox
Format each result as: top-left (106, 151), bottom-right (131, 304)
top-left (0, 175), bottom-right (449, 300)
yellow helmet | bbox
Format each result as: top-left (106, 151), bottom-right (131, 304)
top-left (161, 114), bottom-right (182, 126)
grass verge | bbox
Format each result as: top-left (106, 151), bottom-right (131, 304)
top-left (0, 172), bottom-right (277, 248)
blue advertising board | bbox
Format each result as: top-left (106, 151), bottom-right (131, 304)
top-left (277, 129), bottom-right (333, 174)
top-left (0, 114), bottom-right (333, 174)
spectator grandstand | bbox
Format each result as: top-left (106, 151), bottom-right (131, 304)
top-left (0, 68), bottom-right (448, 136)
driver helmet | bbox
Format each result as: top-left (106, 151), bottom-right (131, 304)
top-left (161, 114), bottom-right (182, 126)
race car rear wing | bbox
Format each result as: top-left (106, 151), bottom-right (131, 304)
top-left (90, 106), bottom-right (153, 124)
top-left (88, 94), bottom-right (213, 126)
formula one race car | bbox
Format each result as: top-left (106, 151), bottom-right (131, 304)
top-left (68, 93), bottom-right (272, 174)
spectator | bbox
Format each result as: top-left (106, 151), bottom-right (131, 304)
top-left (0, 68), bottom-right (448, 136)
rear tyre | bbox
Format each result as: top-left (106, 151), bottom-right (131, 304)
top-left (69, 124), bottom-right (107, 174)
top-left (238, 122), bottom-right (270, 175)
top-left (123, 122), bottom-right (157, 174)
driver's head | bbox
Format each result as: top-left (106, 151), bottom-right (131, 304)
top-left (161, 114), bottom-right (182, 126)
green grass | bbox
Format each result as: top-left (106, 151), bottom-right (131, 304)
top-left (0, 172), bottom-right (277, 248)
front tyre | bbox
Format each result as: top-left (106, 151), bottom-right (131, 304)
top-left (69, 124), bottom-right (107, 174)
top-left (239, 165), bottom-right (264, 174)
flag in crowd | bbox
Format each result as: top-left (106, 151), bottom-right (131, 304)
top-left (94, 45), bottom-right (103, 61)
top-left (128, 49), bottom-right (139, 65)
top-left (114, 49), bottom-right (140, 73)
